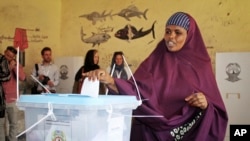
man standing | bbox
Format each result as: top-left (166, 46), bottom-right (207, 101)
top-left (0, 47), bottom-right (11, 141)
top-left (1, 46), bottom-right (26, 141)
top-left (32, 47), bottom-right (59, 93)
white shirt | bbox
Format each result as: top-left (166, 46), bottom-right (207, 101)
top-left (32, 62), bottom-right (59, 91)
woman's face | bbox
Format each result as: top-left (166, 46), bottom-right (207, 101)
top-left (115, 55), bottom-right (123, 66)
top-left (164, 25), bottom-right (187, 52)
top-left (93, 52), bottom-right (99, 64)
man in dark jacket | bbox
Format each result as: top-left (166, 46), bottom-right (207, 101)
top-left (0, 46), bottom-right (14, 140)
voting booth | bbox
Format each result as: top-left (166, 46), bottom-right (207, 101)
top-left (216, 52), bottom-right (250, 141)
top-left (17, 94), bottom-right (139, 141)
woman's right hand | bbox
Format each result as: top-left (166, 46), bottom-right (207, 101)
top-left (82, 69), bottom-right (114, 85)
top-left (83, 69), bottom-right (118, 93)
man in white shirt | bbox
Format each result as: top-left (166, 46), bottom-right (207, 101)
top-left (32, 47), bottom-right (59, 93)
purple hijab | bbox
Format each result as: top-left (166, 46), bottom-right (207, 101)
top-left (113, 12), bottom-right (228, 141)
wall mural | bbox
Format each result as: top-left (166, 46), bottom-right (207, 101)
top-left (114, 5), bottom-right (148, 21)
top-left (114, 21), bottom-right (156, 41)
top-left (80, 26), bottom-right (111, 47)
top-left (0, 35), bottom-right (13, 46)
top-left (79, 10), bottom-right (113, 25)
top-left (96, 26), bottom-right (114, 33)
top-left (0, 28), bottom-right (48, 44)
top-left (79, 5), bottom-right (155, 47)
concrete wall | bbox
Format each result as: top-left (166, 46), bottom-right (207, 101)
top-left (1, 1), bottom-right (250, 140)
top-left (1, 0), bottom-right (250, 74)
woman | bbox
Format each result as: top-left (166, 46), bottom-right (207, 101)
top-left (84, 12), bottom-right (228, 141)
top-left (73, 49), bottom-right (103, 93)
top-left (106, 51), bottom-right (131, 80)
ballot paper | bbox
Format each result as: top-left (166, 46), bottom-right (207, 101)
top-left (80, 78), bottom-right (100, 98)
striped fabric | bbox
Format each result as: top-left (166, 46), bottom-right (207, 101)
top-left (166, 12), bottom-right (190, 31)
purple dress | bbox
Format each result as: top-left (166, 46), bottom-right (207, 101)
top-left (112, 12), bottom-right (228, 141)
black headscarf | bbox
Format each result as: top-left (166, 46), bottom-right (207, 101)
top-left (74, 49), bottom-right (100, 81)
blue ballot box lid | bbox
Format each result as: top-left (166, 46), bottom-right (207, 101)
top-left (17, 94), bottom-right (140, 110)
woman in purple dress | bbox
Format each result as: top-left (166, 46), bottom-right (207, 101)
top-left (85, 12), bottom-right (228, 141)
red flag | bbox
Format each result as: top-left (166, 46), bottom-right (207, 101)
top-left (13, 28), bottom-right (28, 51)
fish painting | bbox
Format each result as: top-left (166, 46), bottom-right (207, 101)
top-left (115, 21), bottom-right (156, 41)
top-left (115, 5), bottom-right (148, 21)
top-left (81, 27), bottom-right (111, 47)
top-left (97, 26), bottom-right (114, 33)
top-left (79, 10), bottom-right (113, 25)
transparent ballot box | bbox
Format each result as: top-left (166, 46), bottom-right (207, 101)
top-left (17, 94), bottom-right (139, 141)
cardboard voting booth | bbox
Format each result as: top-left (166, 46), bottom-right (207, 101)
top-left (17, 94), bottom-right (139, 141)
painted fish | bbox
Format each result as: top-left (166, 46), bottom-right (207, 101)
top-left (81, 27), bottom-right (111, 47)
top-left (115, 5), bottom-right (148, 21)
top-left (79, 10), bottom-right (113, 25)
top-left (97, 26), bottom-right (114, 33)
top-left (115, 21), bottom-right (156, 41)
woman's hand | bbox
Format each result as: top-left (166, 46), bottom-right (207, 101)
top-left (185, 92), bottom-right (208, 110)
top-left (83, 69), bottom-right (118, 93)
top-left (82, 69), bottom-right (112, 84)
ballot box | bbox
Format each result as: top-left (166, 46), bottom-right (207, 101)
top-left (17, 94), bottom-right (139, 141)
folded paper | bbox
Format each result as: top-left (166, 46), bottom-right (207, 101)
top-left (80, 79), bottom-right (100, 98)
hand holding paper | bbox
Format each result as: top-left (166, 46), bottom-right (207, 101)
top-left (80, 78), bottom-right (100, 98)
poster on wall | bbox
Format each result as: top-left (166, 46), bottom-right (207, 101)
top-left (215, 52), bottom-right (250, 140)
top-left (54, 56), bottom-right (84, 93)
